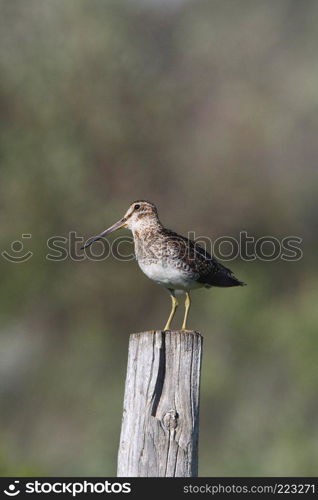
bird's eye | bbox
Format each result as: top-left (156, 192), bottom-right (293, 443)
top-left (134, 204), bottom-right (140, 210)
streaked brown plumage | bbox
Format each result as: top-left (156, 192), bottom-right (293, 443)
top-left (83, 200), bottom-right (246, 330)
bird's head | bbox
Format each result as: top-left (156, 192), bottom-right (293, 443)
top-left (82, 200), bottom-right (159, 249)
top-left (122, 200), bottom-right (159, 231)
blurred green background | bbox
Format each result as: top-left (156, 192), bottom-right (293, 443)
top-left (1, 0), bottom-right (317, 476)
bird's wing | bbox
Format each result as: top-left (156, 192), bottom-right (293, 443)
top-left (160, 228), bottom-right (245, 287)
top-left (159, 228), bottom-right (216, 273)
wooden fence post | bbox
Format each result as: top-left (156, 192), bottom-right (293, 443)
top-left (117, 330), bottom-right (203, 477)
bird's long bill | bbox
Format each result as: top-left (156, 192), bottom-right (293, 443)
top-left (82, 217), bottom-right (126, 249)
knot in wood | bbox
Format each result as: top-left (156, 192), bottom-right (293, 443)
top-left (162, 409), bottom-right (179, 430)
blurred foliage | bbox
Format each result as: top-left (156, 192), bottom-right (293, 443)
top-left (0, 0), bottom-right (318, 476)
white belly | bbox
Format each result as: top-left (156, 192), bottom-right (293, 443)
top-left (138, 260), bottom-right (202, 291)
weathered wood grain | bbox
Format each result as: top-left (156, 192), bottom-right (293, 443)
top-left (117, 330), bottom-right (203, 477)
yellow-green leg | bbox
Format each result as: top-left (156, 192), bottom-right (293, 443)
top-left (181, 292), bottom-right (191, 331)
top-left (164, 290), bottom-right (178, 330)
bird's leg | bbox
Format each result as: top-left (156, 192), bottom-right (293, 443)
top-left (181, 292), bottom-right (191, 331)
top-left (164, 289), bottom-right (178, 331)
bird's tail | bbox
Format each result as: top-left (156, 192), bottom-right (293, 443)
top-left (212, 271), bottom-right (246, 287)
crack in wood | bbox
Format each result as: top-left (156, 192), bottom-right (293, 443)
top-left (151, 331), bottom-right (166, 417)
